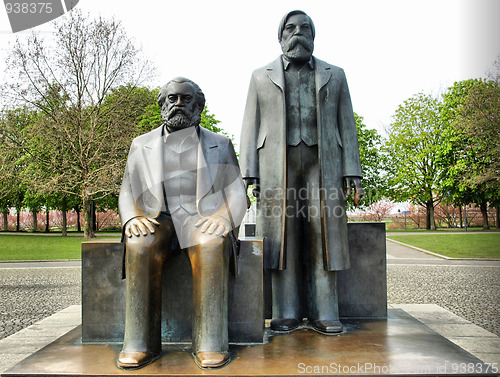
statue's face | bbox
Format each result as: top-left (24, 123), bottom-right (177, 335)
top-left (280, 13), bottom-right (314, 63)
top-left (161, 81), bottom-right (199, 131)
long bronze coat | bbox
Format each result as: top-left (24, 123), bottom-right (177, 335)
top-left (240, 56), bottom-right (362, 271)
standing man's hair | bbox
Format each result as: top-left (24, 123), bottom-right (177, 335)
top-left (277, 10), bottom-right (315, 41)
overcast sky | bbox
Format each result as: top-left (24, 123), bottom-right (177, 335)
top-left (1, 0), bottom-right (499, 147)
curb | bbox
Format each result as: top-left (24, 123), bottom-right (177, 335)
top-left (386, 238), bottom-right (500, 261)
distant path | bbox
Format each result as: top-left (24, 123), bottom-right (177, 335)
top-left (0, 261), bottom-right (81, 269)
top-left (0, 232), bottom-right (120, 237)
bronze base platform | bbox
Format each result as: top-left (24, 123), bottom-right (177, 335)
top-left (2, 309), bottom-right (495, 376)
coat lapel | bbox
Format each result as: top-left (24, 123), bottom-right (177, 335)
top-left (266, 57), bottom-right (285, 92)
top-left (196, 127), bottom-right (220, 201)
top-left (314, 57), bottom-right (332, 93)
top-left (142, 126), bottom-right (164, 204)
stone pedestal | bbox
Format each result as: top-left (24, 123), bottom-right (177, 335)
top-left (263, 222), bottom-right (387, 319)
top-left (82, 223), bottom-right (386, 345)
top-left (338, 222), bottom-right (387, 318)
top-left (82, 238), bottom-right (264, 344)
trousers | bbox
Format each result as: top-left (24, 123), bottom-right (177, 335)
top-left (271, 142), bottom-right (339, 321)
top-left (122, 214), bottom-right (230, 355)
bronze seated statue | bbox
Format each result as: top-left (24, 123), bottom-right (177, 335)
top-left (117, 77), bottom-right (246, 369)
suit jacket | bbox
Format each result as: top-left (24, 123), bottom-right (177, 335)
top-left (119, 125), bottom-right (247, 258)
top-left (240, 56), bottom-right (362, 271)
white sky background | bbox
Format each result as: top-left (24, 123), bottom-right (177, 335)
top-left (0, 0), bottom-right (499, 148)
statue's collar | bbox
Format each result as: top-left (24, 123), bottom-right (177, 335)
top-left (282, 55), bottom-right (314, 71)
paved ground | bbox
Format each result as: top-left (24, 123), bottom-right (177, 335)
top-left (1, 304), bottom-right (498, 375)
top-left (386, 240), bottom-right (500, 337)
top-left (0, 241), bottom-right (499, 341)
top-left (0, 266), bottom-right (81, 340)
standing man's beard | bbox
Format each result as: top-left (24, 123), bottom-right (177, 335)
top-left (281, 35), bottom-right (314, 62)
top-left (162, 108), bottom-right (200, 131)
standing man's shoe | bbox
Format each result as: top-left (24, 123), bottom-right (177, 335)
top-left (193, 351), bottom-right (230, 369)
top-left (270, 318), bottom-right (300, 332)
top-left (311, 319), bottom-right (343, 334)
top-left (117, 351), bottom-right (159, 370)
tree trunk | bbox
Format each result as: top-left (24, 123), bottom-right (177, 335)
top-left (91, 201), bottom-right (97, 232)
top-left (464, 205), bottom-right (468, 232)
top-left (480, 202), bottom-right (489, 230)
top-left (459, 206), bottom-right (463, 228)
top-left (426, 200), bottom-right (436, 230)
top-left (32, 208), bottom-right (38, 232)
top-left (3, 208), bottom-right (8, 231)
top-left (496, 206), bottom-right (500, 230)
top-left (61, 196), bottom-right (67, 237)
top-left (83, 194), bottom-right (96, 239)
top-left (45, 209), bottom-right (50, 232)
top-left (75, 206), bottom-right (81, 232)
top-left (16, 208), bottom-right (20, 232)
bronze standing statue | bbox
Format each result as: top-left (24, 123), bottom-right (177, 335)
top-left (240, 10), bottom-right (363, 334)
top-left (118, 77), bottom-right (246, 369)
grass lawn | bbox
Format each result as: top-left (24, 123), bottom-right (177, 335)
top-left (0, 234), bottom-right (120, 261)
top-left (387, 233), bottom-right (500, 259)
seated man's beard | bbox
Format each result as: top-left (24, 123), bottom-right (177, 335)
top-left (281, 36), bottom-right (314, 62)
top-left (164, 109), bottom-right (199, 131)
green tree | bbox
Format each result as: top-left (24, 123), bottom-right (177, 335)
top-left (384, 93), bottom-right (445, 230)
top-left (441, 78), bottom-right (500, 229)
top-left (353, 113), bottom-right (387, 208)
top-left (0, 107), bottom-right (33, 231)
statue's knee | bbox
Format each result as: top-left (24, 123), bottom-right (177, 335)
top-left (209, 236), bottom-right (226, 249)
top-left (190, 232), bottom-right (226, 250)
top-left (125, 233), bottom-right (159, 253)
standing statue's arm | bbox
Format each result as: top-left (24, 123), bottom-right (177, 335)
top-left (240, 73), bottom-right (261, 185)
top-left (337, 69), bottom-right (363, 178)
top-left (344, 176), bottom-right (363, 206)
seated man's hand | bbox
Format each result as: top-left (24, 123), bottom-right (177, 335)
top-left (124, 217), bottom-right (160, 238)
top-left (194, 216), bottom-right (231, 237)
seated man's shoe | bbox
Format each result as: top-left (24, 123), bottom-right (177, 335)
top-left (311, 319), bottom-right (343, 334)
top-left (193, 351), bottom-right (230, 369)
top-left (270, 318), bottom-right (300, 332)
top-left (117, 351), bottom-right (159, 370)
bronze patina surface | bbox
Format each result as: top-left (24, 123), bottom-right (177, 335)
top-left (3, 309), bottom-right (494, 376)
top-left (240, 10), bottom-right (365, 335)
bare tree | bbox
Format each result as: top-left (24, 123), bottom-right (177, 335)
top-left (2, 10), bottom-right (155, 238)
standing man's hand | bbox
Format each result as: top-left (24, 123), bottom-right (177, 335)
top-left (345, 177), bottom-right (363, 207)
top-left (244, 178), bottom-right (260, 198)
top-left (124, 217), bottom-right (160, 238)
